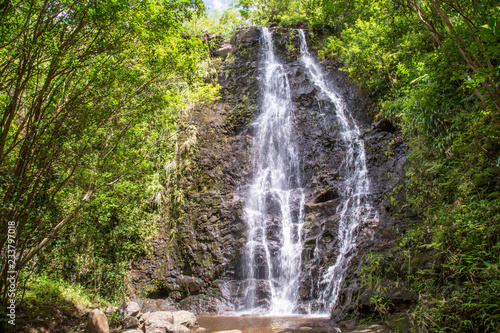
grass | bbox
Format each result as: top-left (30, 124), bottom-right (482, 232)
top-left (13, 273), bottom-right (115, 333)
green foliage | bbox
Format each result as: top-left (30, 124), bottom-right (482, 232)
top-left (370, 290), bottom-right (393, 320)
top-left (361, 253), bottom-right (385, 289)
top-left (38, 179), bottom-right (157, 300)
top-left (412, 200), bottom-right (500, 332)
top-left (183, 8), bottom-right (248, 37)
top-left (360, 197), bottom-right (500, 331)
top-left (235, 0), bottom-right (307, 27)
top-left (107, 310), bottom-right (122, 328)
top-left (11, 273), bottom-right (117, 331)
top-left (0, 0), bottom-right (496, 331)
top-left (0, 0), bottom-right (218, 313)
top-left (21, 273), bottom-right (110, 313)
top-left (304, 0), bottom-right (500, 331)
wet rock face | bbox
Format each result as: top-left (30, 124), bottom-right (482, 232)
top-left (130, 27), bottom-right (260, 302)
top-left (130, 27), bottom-right (408, 321)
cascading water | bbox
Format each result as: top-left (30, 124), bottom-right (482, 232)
top-left (297, 29), bottom-right (373, 313)
top-left (241, 27), bottom-right (306, 315)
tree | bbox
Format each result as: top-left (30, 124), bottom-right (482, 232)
top-left (236, 0), bottom-right (307, 27)
top-left (0, 0), bottom-right (210, 309)
top-left (399, 0), bottom-right (500, 117)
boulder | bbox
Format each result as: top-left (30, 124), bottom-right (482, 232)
top-left (144, 319), bottom-right (189, 333)
top-left (143, 318), bottom-right (172, 333)
top-left (84, 309), bottom-right (109, 333)
top-left (141, 298), bottom-right (178, 313)
top-left (213, 40), bottom-right (236, 59)
top-left (121, 316), bottom-right (140, 329)
top-left (141, 310), bottom-right (196, 332)
top-left (172, 310), bottom-right (197, 328)
top-left (141, 311), bottom-right (174, 323)
top-left (170, 325), bottom-right (190, 333)
top-left (145, 327), bottom-right (167, 333)
top-left (230, 27), bottom-right (259, 49)
top-left (118, 301), bottom-right (141, 318)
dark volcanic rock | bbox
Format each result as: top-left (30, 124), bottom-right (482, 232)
top-left (130, 27), bottom-right (260, 306)
top-left (230, 27), bottom-right (260, 48)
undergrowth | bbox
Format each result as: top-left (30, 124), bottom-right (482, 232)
top-left (360, 195), bottom-right (500, 332)
top-left (8, 273), bottom-right (115, 332)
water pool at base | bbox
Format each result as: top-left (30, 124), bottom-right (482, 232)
top-left (197, 315), bottom-right (331, 333)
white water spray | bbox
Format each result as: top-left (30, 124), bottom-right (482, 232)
top-left (241, 27), bottom-right (305, 315)
top-left (298, 29), bottom-right (373, 313)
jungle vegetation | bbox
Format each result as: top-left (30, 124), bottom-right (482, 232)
top-left (0, 0), bottom-right (499, 332)
top-left (0, 0), bottom-right (219, 326)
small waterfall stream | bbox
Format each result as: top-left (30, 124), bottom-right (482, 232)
top-left (298, 29), bottom-right (373, 313)
top-left (241, 27), bottom-right (305, 315)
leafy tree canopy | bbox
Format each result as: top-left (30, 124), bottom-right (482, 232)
top-left (0, 0), bottom-right (217, 309)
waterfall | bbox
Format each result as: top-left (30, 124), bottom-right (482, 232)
top-left (241, 27), bottom-right (306, 315)
top-left (239, 27), bottom-right (373, 316)
top-left (297, 29), bottom-right (373, 313)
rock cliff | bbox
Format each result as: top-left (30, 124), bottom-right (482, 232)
top-left (130, 27), bottom-right (409, 322)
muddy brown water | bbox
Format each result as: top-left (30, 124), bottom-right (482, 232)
top-left (197, 315), bottom-right (332, 333)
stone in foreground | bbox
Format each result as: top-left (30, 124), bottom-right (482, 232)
top-left (119, 301), bottom-right (142, 318)
top-left (84, 308), bottom-right (109, 333)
